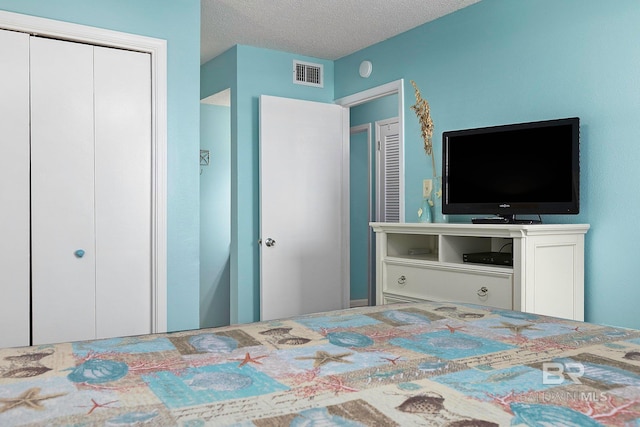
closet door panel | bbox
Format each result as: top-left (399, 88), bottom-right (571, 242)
top-left (0, 29), bottom-right (30, 348)
top-left (30, 37), bottom-right (96, 345)
top-left (94, 47), bottom-right (152, 338)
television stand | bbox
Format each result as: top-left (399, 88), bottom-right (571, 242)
top-left (472, 215), bottom-right (541, 225)
top-left (370, 222), bottom-right (590, 321)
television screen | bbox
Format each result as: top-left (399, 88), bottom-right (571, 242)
top-left (442, 117), bottom-right (580, 222)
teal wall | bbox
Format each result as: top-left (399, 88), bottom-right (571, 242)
top-left (200, 104), bottom-right (230, 328)
top-left (336, 0), bottom-right (640, 329)
top-left (350, 95), bottom-right (398, 127)
top-left (0, 0), bottom-right (202, 331)
top-left (201, 45), bottom-right (334, 323)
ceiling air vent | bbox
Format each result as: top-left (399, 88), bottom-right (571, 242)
top-left (293, 60), bottom-right (323, 87)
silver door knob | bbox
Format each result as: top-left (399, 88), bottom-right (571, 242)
top-left (265, 238), bottom-right (276, 247)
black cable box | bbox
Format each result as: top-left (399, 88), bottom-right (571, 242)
top-left (463, 251), bottom-right (513, 266)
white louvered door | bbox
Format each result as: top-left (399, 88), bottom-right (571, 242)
top-left (377, 120), bottom-right (401, 222)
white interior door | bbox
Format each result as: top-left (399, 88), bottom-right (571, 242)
top-left (259, 95), bottom-right (347, 320)
top-left (94, 46), bottom-right (152, 339)
top-left (0, 29), bottom-right (30, 348)
top-left (30, 37), bottom-right (97, 344)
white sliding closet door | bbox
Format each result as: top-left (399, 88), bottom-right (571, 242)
top-left (0, 29), bottom-right (30, 348)
top-left (30, 37), bottom-right (97, 344)
top-left (94, 46), bottom-right (151, 339)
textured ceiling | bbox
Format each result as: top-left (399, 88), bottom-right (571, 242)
top-left (201, 0), bottom-right (480, 64)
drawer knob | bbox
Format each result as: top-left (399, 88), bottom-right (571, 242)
top-left (397, 275), bottom-right (406, 285)
top-left (477, 286), bottom-right (489, 297)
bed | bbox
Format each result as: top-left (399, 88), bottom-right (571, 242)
top-left (1, 301), bottom-right (640, 426)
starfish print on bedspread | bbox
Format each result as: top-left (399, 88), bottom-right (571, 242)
top-left (490, 322), bottom-right (541, 335)
top-left (0, 387), bottom-right (66, 413)
top-left (295, 351), bottom-right (353, 368)
top-left (85, 398), bottom-right (118, 415)
top-left (381, 356), bottom-right (403, 365)
top-left (442, 324), bottom-right (465, 333)
top-left (231, 352), bottom-right (268, 367)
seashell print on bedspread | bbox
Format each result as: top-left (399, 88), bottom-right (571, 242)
top-left (1, 301), bottom-right (640, 426)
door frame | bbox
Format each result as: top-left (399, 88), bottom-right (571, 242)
top-left (349, 123), bottom-right (374, 307)
top-left (335, 79), bottom-right (406, 219)
top-left (0, 10), bottom-right (168, 333)
top-left (335, 79), bottom-right (405, 306)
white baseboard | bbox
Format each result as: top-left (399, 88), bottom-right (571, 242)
top-left (350, 299), bottom-right (369, 308)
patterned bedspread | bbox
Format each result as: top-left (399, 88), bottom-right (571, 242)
top-left (2, 301), bottom-right (640, 426)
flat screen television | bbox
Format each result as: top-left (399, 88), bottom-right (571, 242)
top-left (442, 117), bottom-right (580, 224)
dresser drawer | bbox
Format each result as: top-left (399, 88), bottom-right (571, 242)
top-left (382, 294), bottom-right (424, 305)
top-left (383, 262), bottom-right (513, 309)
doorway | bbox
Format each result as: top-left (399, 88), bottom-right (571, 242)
top-left (336, 80), bottom-right (405, 307)
top-left (200, 88), bottom-right (231, 328)
top-left (349, 124), bottom-right (373, 307)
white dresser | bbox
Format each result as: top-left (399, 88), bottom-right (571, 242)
top-left (371, 222), bottom-right (589, 321)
